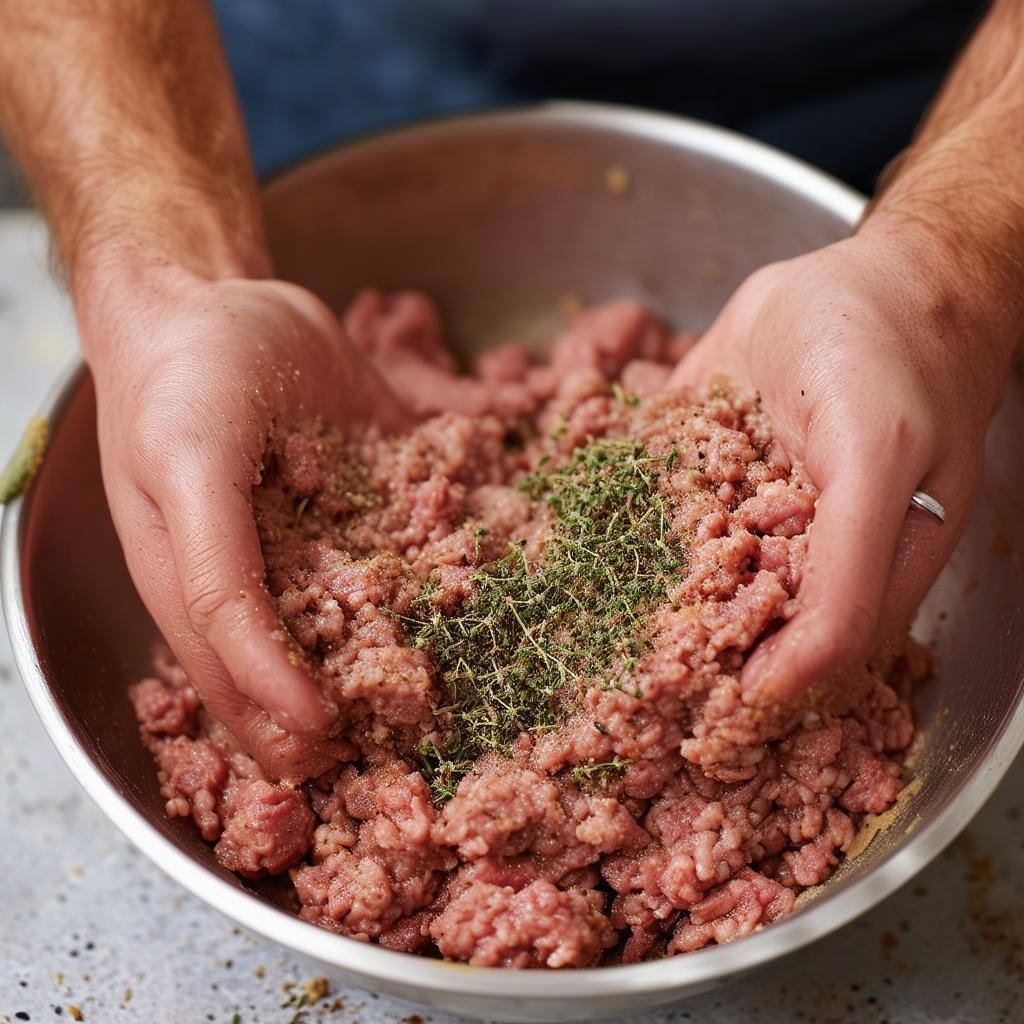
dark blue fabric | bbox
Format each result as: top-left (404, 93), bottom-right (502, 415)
top-left (211, 0), bottom-right (984, 194)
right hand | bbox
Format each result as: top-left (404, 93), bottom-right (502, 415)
top-left (80, 267), bottom-right (411, 780)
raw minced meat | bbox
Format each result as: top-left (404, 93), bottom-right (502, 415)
top-left (130, 290), bottom-right (926, 967)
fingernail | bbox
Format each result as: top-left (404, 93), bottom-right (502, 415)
top-left (269, 706), bottom-right (305, 733)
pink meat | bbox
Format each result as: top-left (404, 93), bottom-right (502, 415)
top-left (292, 757), bottom-right (456, 942)
top-left (668, 868), bottom-right (795, 953)
top-left (131, 291), bottom-right (924, 968)
top-left (153, 736), bottom-right (228, 841)
top-left (433, 762), bottom-right (647, 885)
top-left (430, 879), bottom-right (617, 967)
top-left (215, 780), bottom-right (315, 878)
top-left (130, 677), bottom-right (199, 738)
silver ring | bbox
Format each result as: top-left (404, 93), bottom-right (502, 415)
top-left (910, 490), bottom-right (945, 524)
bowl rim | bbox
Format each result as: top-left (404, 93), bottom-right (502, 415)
top-left (4, 100), bottom-right (1024, 1004)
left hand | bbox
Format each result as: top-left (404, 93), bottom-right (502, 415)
top-left (668, 229), bottom-right (1008, 703)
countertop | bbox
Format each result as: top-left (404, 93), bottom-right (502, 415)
top-left (1, 210), bottom-right (1022, 1024)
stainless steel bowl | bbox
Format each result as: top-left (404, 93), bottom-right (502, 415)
top-left (4, 102), bottom-right (1024, 1023)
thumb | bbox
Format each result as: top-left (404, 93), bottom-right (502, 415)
top-left (665, 273), bottom-right (767, 394)
top-left (114, 486), bottom-right (345, 779)
top-left (742, 430), bottom-right (933, 703)
top-left (151, 453), bottom-right (337, 735)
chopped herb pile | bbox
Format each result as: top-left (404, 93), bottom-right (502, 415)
top-left (406, 436), bottom-right (684, 800)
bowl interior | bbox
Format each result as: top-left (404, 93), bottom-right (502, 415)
top-left (11, 105), bottom-right (1024, 1001)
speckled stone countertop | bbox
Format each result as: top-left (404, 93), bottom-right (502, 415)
top-left (1, 210), bottom-right (1023, 1024)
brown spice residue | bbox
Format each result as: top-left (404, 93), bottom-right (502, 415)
top-left (846, 776), bottom-right (923, 861)
top-left (881, 931), bottom-right (900, 952)
top-left (67, 1007), bottom-right (83, 1022)
top-left (954, 829), bottom-right (1024, 981)
top-left (403, 1016), bottom-right (425, 1024)
top-left (301, 976), bottom-right (330, 1005)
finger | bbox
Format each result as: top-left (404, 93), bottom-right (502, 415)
top-left (877, 446), bottom-right (981, 639)
top-left (665, 267), bottom-right (779, 394)
top-left (666, 320), bottom-right (755, 397)
top-left (149, 457), bottom-right (337, 735)
top-left (258, 279), bottom-right (418, 435)
top-left (741, 439), bottom-right (932, 704)
top-left (315, 344), bottom-right (419, 436)
top-left (115, 486), bottom-right (342, 780)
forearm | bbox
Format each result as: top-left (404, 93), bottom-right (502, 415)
top-left (0, 0), bottom-right (268, 316)
top-left (862, 0), bottom-right (1024, 383)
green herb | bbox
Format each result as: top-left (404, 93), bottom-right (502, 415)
top-left (611, 382), bottom-right (641, 407)
top-left (231, 1015), bottom-right (241, 1024)
top-left (280, 990), bottom-right (308, 1024)
top-left (0, 415), bottom-right (48, 504)
top-left (405, 436), bottom-right (684, 799)
top-left (472, 524), bottom-right (488, 561)
top-left (571, 756), bottom-right (633, 792)
top-left (548, 416), bottom-right (568, 440)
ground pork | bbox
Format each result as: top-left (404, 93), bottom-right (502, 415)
top-left (130, 290), bottom-right (926, 968)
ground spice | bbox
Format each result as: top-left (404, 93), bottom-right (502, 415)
top-left (955, 829), bottom-right (1024, 982)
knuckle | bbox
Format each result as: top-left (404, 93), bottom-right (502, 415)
top-left (180, 533), bottom-right (238, 636)
top-left (809, 599), bottom-right (877, 675)
top-left (184, 581), bottom-right (238, 638)
top-left (129, 417), bottom-right (179, 477)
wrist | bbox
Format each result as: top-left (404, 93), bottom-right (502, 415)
top-left (69, 189), bottom-right (271, 295)
top-left (73, 257), bottom-right (259, 375)
top-left (70, 186), bottom-right (272, 368)
top-left (855, 208), bottom-right (1024, 385)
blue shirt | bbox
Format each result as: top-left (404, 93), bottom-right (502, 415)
top-left (212, 0), bottom-right (982, 192)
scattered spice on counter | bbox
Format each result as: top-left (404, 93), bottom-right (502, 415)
top-left (956, 829), bottom-right (1024, 982)
top-left (299, 978), bottom-right (329, 1005)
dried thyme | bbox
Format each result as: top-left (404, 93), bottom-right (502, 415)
top-left (406, 436), bottom-right (684, 799)
top-left (571, 756), bottom-right (633, 792)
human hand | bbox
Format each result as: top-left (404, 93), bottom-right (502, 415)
top-left (668, 228), bottom-right (1010, 703)
top-left (79, 268), bottom-right (410, 779)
